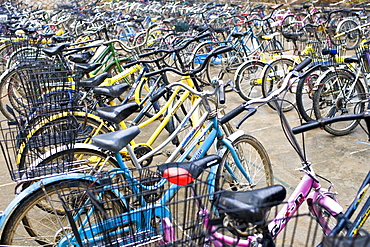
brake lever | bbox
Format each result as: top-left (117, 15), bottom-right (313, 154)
top-left (236, 106), bottom-right (257, 129)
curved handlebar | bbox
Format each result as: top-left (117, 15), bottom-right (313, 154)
top-left (138, 31), bottom-right (212, 58)
top-left (102, 24), bottom-right (159, 52)
top-left (292, 111), bottom-right (370, 134)
top-left (219, 57), bottom-right (312, 126)
top-left (144, 45), bottom-right (234, 77)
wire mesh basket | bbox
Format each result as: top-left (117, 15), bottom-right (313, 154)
top-left (0, 116), bottom-right (84, 182)
top-left (9, 65), bottom-right (79, 118)
top-left (41, 164), bottom-right (216, 247)
top-left (8, 35), bottom-right (45, 64)
top-left (30, 160), bottom-right (369, 246)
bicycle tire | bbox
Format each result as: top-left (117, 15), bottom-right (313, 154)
top-left (0, 67), bottom-right (21, 119)
top-left (234, 60), bottom-right (266, 100)
top-left (215, 134), bottom-right (273, 191)
top-left (0, 179), bottom-right (125, 246)
top-left (206, 46), bottom-right (243, 85)
top-left (262, 58), bottom-right (296, 111)
top-left (313, 70), bottom-right (365, 136)
top-left (336, 19), bottom-right (361, 50)
top-left (296, 66), bottom-right (327, 122)
top-left (18, 113), bottom-right (116, 171)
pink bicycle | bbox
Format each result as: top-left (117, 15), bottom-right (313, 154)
top-left (166, 57), bottom-right (369, 246)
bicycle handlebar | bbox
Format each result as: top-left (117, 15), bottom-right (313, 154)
top-left (138, 31), bottom-right (212, 59)
top-left (219, 57), bottom-right (312, 126)
top-left (292, 111), bottom-right (370, 134)
top-left (145, 45), bottom-right (234, 78)
top-left (102, 23), bottom-right (159, 52)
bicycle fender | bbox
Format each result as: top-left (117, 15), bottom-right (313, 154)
top-left (0, 173), bottom-right (97, 237)
top-left (307, 188), bottom-right (343, 216)
top-left (227, 129), bottom-right (245, 143)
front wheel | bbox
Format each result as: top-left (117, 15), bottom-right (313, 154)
top-left (335, 19), bottom-right (361, 50)
top-left (215, 134), bottom-right (273, 191)
top-left (235, 60), bottom-right (266, 100)
top-left (262, 58), bottom-right (296, 111)
top-left (0, 179), bottom-right (125, 246)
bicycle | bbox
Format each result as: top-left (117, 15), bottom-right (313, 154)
top-left (10, 33), bottom-right (217, 176)
top-left (0, 53), bottom-right (273, 245)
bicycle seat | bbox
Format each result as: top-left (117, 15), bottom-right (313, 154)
top-left (157, 155), bottom-right (221, 185)
top-left (96, 102), bottom-right (139, 124)
top-left (214, 27), bottom-right (229, 33)
top-left (231, 31), bottom-right (248, 38)
top-left (42, 43), bottom-right (69, 56)
top-left (343, 55), bottom-right (359, 64)
top-left (92, 126), bottom-right (140, 153)
top-left (78, 72), bottom-right (109, 88)
top-left (214, 185), bottom-right (286, 225)
top-left (93, 83), bottom-right (130, 98)
top-left (75, 63), bottom-right (102, 73)
top-left (282, 32), bottom-right (304, 41)
top-left (52, 36), bottom-right (73, 43)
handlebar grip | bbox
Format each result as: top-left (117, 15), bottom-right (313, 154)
top-left (292, 121), bottom-right (322, 134)
top-left (219, 104), bottom-right (246, 124)
top-left (292, 57), bottom-right (312, 72)
top-left (292, 113), bottom-right (365, 134)
top-left (150, 87), bottom-right (169, 103)
top-left (219, 83), bottom-right (225, 104)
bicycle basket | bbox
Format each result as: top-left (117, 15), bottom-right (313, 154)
top-left (0, 116), bottom-right (83, 182)
top-left (42, 165), bottom-right (216, 246)
top-left (356, 44), bottom-right (370, 73)
top-left (322, 235), bottom-right (370, 247)
top-left (174, 21), bottom-right (190, 33)
top-left (11, 66), bottom-right (79, 118)
top-left (9, 36), bottom-right (44, 64)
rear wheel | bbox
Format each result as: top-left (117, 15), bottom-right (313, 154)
top-left (335, 19), bottom-right (361, 50)
top-left (313, 70), bottom-right (365, 136)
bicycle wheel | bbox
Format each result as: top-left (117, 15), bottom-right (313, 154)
top-left (215, 134), bottom-right (273, 191)
top-left (313, 70), bottom-right (365, 136)
top-left (0, 179), bottom-right (125, 246)
top-left (0, 67), bottom-right (20, 119)
top-left (296, 66), bottom-right (326, 122)
top-left (336, 19), bottom-right (361, 50)
top-left (192, 42), bottom-right (219, 85)
top-left (262, 58), bottom-right (296, 111)
top-left (18, 113), bottom-right (116, 171)
top-left (206, 47), bottom-right (243, 85)
top-left (234, 60), bottom-right (266, 100)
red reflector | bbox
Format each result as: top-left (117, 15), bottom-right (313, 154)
top-left (163, 167), bottom-right (194, 185)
